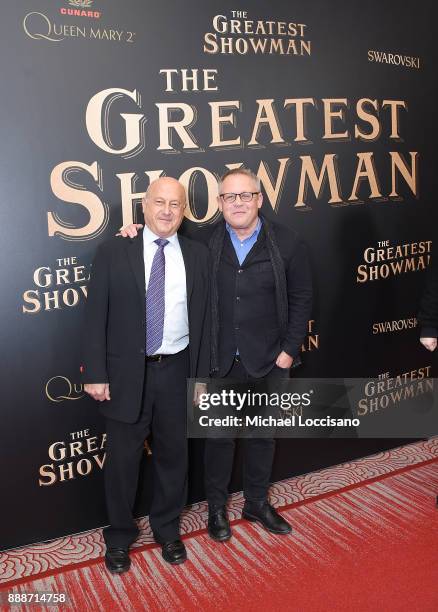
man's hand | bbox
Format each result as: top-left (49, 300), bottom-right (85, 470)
top-left (84, 383), bottom-right (111, 402)
top-left (276, 351), bottom-right (294, 369)
top-left (193, 382), bottom-right (207, 406)
top-left (420, 337), bottom-right (437, 352)
top-left (117, 223), bottom-right (143, 238)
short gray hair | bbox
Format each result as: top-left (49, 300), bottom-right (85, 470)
top-left (218, 167), bottom-right (261, 193)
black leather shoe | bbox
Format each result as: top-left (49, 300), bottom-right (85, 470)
top-left (161, 540), bottom-right (187, 565)
top-left (105, 547), bottom-right (131, 574)
top-left (208, 506), bottom-right (232, 541)
top-left (242, 500), bottom-right (292, 534)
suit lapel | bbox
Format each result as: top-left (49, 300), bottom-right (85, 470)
top-left (178, 234), bottom-right (195, 305)
top-left (125, 230), bottom-right (146, 303)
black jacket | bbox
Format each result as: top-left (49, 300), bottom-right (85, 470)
top-left (197, 216), bottom-right (312, 378)
top-left (80, 230), bottom-right (210, 423)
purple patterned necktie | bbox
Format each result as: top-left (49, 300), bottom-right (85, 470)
top-left (146, 238), bottom-right (169, 355)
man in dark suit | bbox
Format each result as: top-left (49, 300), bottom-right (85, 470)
top-left (81, 177), bottom-right (210, 573)
top-left (120, 168), bottom-right (312, 542)
top-left (204, 168), bottom-right (312, 541)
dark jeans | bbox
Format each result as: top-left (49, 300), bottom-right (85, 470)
top-left (103, 348), bottom-right (189, 548)
top-left (204, 357), bottom-right (288, 507)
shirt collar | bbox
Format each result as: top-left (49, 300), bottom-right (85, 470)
top-left (143, 224), bottom-right (178, 247)
top-left (225, 216), bottom-right (262, 242)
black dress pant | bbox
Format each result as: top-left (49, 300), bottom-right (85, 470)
top-left (204, 358), bottom-right (287, 507)
top-left (103, 347), bottom-right (189, 548)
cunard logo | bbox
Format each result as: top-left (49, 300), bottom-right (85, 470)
top-left (61, 0), bottom-right (101, 18)
top-left (69, 0), bottom-right (93, 7)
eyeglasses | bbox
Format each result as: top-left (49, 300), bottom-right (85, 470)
top-left (219, 192), bottom-right (260, 204)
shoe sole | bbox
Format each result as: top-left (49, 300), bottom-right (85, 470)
top-left (105, 563), bottom-right (131, 574)
top-left (242, 511), bottom-right (292, 534)
top-left (163, 555), bottom-right (187, 565)
top-left (207, 529), bottom-right (232, 542)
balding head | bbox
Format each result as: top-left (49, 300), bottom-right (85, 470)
top-left (142, 177), bottom-right (186, 238)
top-left (145, 176), bottom-right (186, 202)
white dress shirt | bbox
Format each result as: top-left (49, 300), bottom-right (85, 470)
top-left (143, 225), bottom-right (189, 355)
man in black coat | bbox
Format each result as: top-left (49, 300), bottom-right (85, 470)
top-left (81, 177), bottom-right (210, 572)
top-left (121, 168), bottom-right (313, 542)
top-left (203, 168), bottom-right (312, 540)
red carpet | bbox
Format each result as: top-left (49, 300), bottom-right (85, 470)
top-left (1, 458), bottom-right (437, 611)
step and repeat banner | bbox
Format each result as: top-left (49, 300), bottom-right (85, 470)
top-left (0, 0), bottom-right (436, 549)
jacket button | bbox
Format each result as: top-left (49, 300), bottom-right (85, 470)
top-left (236, 296), bottom-right (240, 301)
top-left (140, 349), bottom-right (145, 354)
top-left (238, 269), bottom-right (243, 274)
top-left (235, 326), bottom-right (239, 331)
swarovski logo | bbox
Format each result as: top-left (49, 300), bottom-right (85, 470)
top-left (368, 50), bottom-right (420, 70)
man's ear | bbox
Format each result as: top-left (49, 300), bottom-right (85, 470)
top-left (257, 192), bottom-right (263, 208)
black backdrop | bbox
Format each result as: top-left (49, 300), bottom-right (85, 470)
top-left (0, 0), bottom-right (436, 550)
